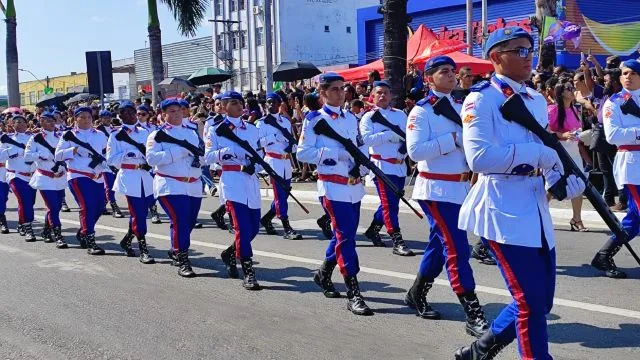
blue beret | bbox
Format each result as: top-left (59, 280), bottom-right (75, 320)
top-left (319, 72), bottom-right (344, 84)
top-left (621, 59), bottom-right (640, 74)
top-left (266, 92), bottom-right (282, 102)
top-left (74, 106), bottom-right (93, 117)
top-left (424, 55), bottom-right (457, 73)
top-left (221, 91), bottom-right (243, 101)
top-left (40, 112), bottom-right (55, 119)
top-left (178, 99), bottom-right (190, 108)
top-left (99, 110), bottom-right (112, 118)
top-left (484, 26), bottom-right (534, 58)
top-left (373, 80), bottom-right (391, 89)
top-left (136, 105), bottom-right (150, 113)
top-left (160, 98), bottom-right (181, 111)
top-left (118, 100), bottom-right (135, 110)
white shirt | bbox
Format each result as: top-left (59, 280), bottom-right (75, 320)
top-left (5, 132), bottom-right (36, 183)
top-left (204, 116), bottom-right (261, 209)
top-left (406, 91), bottom-right (469, 204)
top-left (137, 121), bottom-right (157, 132)
top-left (458, 74), bottom-right (556, 249)
top-left (360, 107), bottom-right (408, 177)
top-left (297, 105), bottom-right (366, 203)
top-left (146, 123), bottom-right (203, 198)
top-left (25, 129), bottom-right (66, 190)
top-left (55, 128), bottom-right (108, 183)
top-left (106, 124), bottom-right (154, 198)
top-left (602, 88), bottom-right (640, 189)
top-left (256, 113), bottom-right (294, 180)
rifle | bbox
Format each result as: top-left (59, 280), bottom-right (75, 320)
top-left (154, 130), bottom-right (204, 157)
top-left (96, 124), bottom-right (110, 138)
top-left (370, 111), bottom-right (406, 139)
top-left (33, 133), bottom-right (67, 173)
top-left (1, 134), bottom-right (34, 165)
top-left (313, 119), bottom-right (423, 219)
top-left (432, 96), bottom-right (463, 127)
top-left (215, 123), bottom-right (309, 214)
top-left (263, 114), bottom-right (296, 153)
top-left (62, 131), bottom-right (106, 169)
top-left (621, 97), bottom-right (640, 118)
top-left (500, 93), bottom-right (640, 265)
top-left (114, 129), bottom-right (152, 171)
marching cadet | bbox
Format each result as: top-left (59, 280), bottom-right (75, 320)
top-left (205, 91), bottom-right (262, 290)
top-left (53, 109), bottom-right (71, 213)
top-left (146, 98), bottom-right (203, 278)
top-left (106, 100), bottom-right (155, 264)
top-left (257, 92), bottom-right (302, 240)
top-left (180, 98), bottom-right (205, 229)
top-left (136, 104), bottom-right (162, 224)
top-left (454, 27), bottom-right (585, 359)
top-left (360, 80), bottom-right (413, 256)
top-left (97, 109), bottom-right (124, 218)
top-left (55, 107), bottom-right (109, 255)
top-left (24, 112), bottom-right (67, 248)
top-left (297, 73), bottom-right (373, 316)
top-left (5, 114), bottom-right (37, 241)
top-left (404, 56), bottom-right (488, 338)
top-left (0, 127), bottom-right (9, 233)
top-left (207, 95), bottom-right (234, 232)
top-left (593, 58), bottom-right (640, 278)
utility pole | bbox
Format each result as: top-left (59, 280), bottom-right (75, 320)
top-left (264, 0), bottom-right (273, 93)
top-left (209, 19), bottom-right (240, 89)
top-left (466, 0), bottom-right (473, 55)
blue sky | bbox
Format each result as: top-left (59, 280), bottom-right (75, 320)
top-left (0, 0), bottom-right (212, 95)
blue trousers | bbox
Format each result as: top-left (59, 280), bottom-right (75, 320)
top-left (323, 198), bottom-right (361, 277)
top-left (102, 172), bottom-right (116, 203)
top-left (226, 200), bottom-right (260, 259)
top-left (126, 182), bottom-right (154, 238)
top-left (270, 177), bottom-right (291, 219)
top-left (483, 238), bottom-right (556, 360)
top-left (158, 195), bottom-right (202, 253)
top-left (69, 177), bottom-right (105, 235)
top-left (9, 178), bottom-right (36, 224)
top-left (612, 184), bottom-right (640, 245)
top-left (201, 165), bottom-right (213, 191)
top-left (40, 189), bottom-right (64, 227)
top-left (418, 200), bottom-right (475, 295)
top-left (0, 181), bottom-right (9, 215)
top-left (373, 175), bottom-right (404, 234)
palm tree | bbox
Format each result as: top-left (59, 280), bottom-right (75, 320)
top-left (382, 0), bottom-right (408, 108)
top-left (147, 0), bottom-right (208, 106)
top-left (1, 0), bottom-right (20, 107)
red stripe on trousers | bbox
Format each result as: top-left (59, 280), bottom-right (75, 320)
top-left (627, 184), bottom-right (640, 212)
top-left (9, 180), bottom-right (25, 224)
top-left (226, 200), bottom-right (241, 259)
top-left (70, 179), bottom-right (88, 234)
top-left (271, 176), bottom-right (280, 218)
top-left (39, 190), bottom-right (53, 226)
top-left (376, 178), bottom-right (394, 232)
top-left (488, 241), bottom-right (534, 359)
top-left (159, 197), bottom-right (179, 253)
top-left (126, 197), bottom-right (139, 238)
top-left (322, 197), bottom-right (347, 276)
top-left (427, 201), bottom-right (465, 295)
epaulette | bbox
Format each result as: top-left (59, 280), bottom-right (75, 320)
top-left (470, 81), bottom-right (490, 93)
top-left (609, 92), bottom-right (624, 102)
top-left (416, 98), bottom-right (430, 107)
top-left (305, 110), bottom-right (321, 121)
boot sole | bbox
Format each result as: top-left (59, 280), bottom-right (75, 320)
top-left (140, 258), bottom-right (156, 264)
top-left (591, 260), bottom-right (628, 279)
top-left (393, 249), bottom-right (415, 256)
top-left (243, 284), bottom-right (262, 290)
top-left (56, 244), bottom-right (68, 249)
top-left (405, 295), bottom-right (441, 319)
top-left (347, 305), bottom-right (374, 316)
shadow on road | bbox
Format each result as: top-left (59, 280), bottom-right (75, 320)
top-left (549, 322), bottom-right (640, 349)
top-left (556, 264), bottom-right (640, 279)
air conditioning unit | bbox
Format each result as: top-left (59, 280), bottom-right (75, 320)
top-left (252, 6), bottom-right (263, 15)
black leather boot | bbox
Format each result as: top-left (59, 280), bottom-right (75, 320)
top-left (404, 275), bottom-right (440, 319)
top-left (220, 245), bottom-right (239, 278)
top-left (316, 214), bottom-right (333, 239)
top-left (24, 223), bottom-right (36, 242)
top-left (227, 212), bottom-right (236, 234)
top-left (110, 201), bottom-right (124, 218)
top-left (53, 226), bottom-right (68, 249)
top-left (0, 214), bottom-right (8, 234)
top-left (591, 238), bottom-right (627, 279)
top-left (18, 223), bottom-right (26, 236)
top-left (167, 251), bottom-right (179, 266)
top-left (210, 205), bottom-right (228, 230)
top-left (313, 259), bottom-right (340, 298)
top-left (471, 241), bottom-right (496, 265)
top-left (390, 229), bottom-right (414, 256)
top-left (240, 258), bottom-right (261, 290)
top-left (344, 275), bottom-right (373, 316)
top-left (41, 220), bottom-right (53, 243)
top-left (76, 229), bottom-right (87, 249)
top-left (177, 251), bottom-right (196, 277)
top-left (86, 233), bottom-right (105, 255)
top-left (281, 218), bottom-right (302, 240)
top-left (260, 208), bottom-right (278, 235)
top-left (458, 292), bottom-right (490, 338)
top-left (364, 220), bottom-right (385, 247)
top-left (150, 204), bottom-right (161, 224)
top-left (137, 236), bottom-right (155, 264)
top-left (61, 199), bottom-right (70, 212)
top-left (120, 229), bottom-right (136, 257)
top-left (454, 329), bottom-right (510, 360)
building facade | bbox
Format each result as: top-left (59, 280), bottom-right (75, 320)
top-left (19, 72), bottom-right (88, 110)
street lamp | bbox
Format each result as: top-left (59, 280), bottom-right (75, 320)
top-left (18, 68), bottom-right (47, 88)
top-left (189, 42), bottom-right (221, 66)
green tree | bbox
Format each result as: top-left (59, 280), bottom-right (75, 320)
top-left (381, 0), bottom-right (408, 108)
top-left (147, 0), bottom-right (208, 106)
top-left (1, 0), bottom-right (20, 107)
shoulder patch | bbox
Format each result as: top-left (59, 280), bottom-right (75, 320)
top-left (305, 110), bottom-right (321, 121)
top-left (610, 92), bottom-right (624, 102)
top-left (470, 81), bottom-right (490, 93)
top-left (416, 97), bottom-right (429, 107)
top-left (463, 113), bottom-right (477, 123)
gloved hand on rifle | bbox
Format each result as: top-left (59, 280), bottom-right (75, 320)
top-left (74, 146), bottom-right (91, 157)
top-left (382, 130), bottom-right (403, 143)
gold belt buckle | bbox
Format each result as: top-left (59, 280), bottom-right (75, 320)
top-left (460, 173), bottom-right (469, 181)
top-left (181, 176), bottom-right (190, 182)
top-left (347, 177), bottom-right (358, 185)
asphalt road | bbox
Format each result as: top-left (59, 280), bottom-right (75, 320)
top-left (0, 190), bottom-right (639, 360)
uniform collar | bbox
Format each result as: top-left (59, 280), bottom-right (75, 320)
top-left (122, 123), bottom-right (138, 133)
top-left (226, 115), bottom-right (246, 129)
top-left (623, 88), bottom-right (640, 98)
top-left (323, 104), bottom-right (344, 119)
top-left (494, 73), bottom-right (529, 95)
top-left (432, 90), bottom-right (452, 101)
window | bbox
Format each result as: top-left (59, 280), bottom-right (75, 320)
top-left (324, 25), bottom-right (330, 32)
top-left (19, 93), bottom-right (24, 105)
top-left (240, 68), bottom-right (249, 87)
top-left (256, 66), bottom-right (265, 83)
top-left (230, 0), bottom-right (237, 11)
top-left (239, 0), bottom-right (245, 10)
top-left (217, 35), bottom-right (224, 50)
top-left (232, 32), bottom-right (240, 50)
top-left (240, 31), bottom-right (247, 49)
top-left (28, 92), bottom-right (35, 105)
top-left (346, 26), bottom-right (351, 33)
top-left (214, 0), bottom-right (222, 16)
top-left (255, 27), bottom-right (263, 46)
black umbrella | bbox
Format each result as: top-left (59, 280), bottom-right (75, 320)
top-left (273, 62), bottom-right (321, 82)
top-left (64, 93), bottom-right (99, 107)
top-left (36, 92), bottom-right (71, 107)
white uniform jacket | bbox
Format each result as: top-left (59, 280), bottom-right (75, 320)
top-left (256, 113), bottom-right (294, 180)
top-left (106, 124), bottom-right (153, 198)
top-left (359, 106), bottom-right (407, 177)
top-left (458, 74), bottom-right (558, 249)
top-left (204, 116), bottom-right (261, 209)
top-left (25, 130), bottom-right (66, 190)
top-left (96, 124), bottom-right (117, 174)
top-left (406, 91), bottom-right (469, 204)
top-left (5, 132), bottom-right (36, 183)
top-left (55, 128), bottom-right (108, 183)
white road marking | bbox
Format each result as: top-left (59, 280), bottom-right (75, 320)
top-left (35, 214), bottom-right (640, 320)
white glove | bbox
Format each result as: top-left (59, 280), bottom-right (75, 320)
top-left (75, 146), bottom-right (90, 157)
top-left (538, 145), bottom-right (564, 174)
top-left (565, 175), bottom-right (585, 200)
top-left (385, 131), bottom-right (402, 143)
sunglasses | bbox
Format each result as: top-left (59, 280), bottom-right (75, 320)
top-left (497, 46), bottom-right (534, 58)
